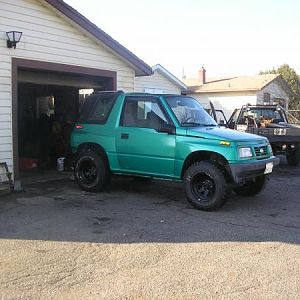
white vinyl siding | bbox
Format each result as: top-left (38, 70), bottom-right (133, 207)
top-left (135, 70), bottom-right (181, 94)
top-left (257, 81), bottom-right (289, 107)
top-left (0, 54), bottom-right (12, 170)
top-left (190, 80), bottom-right (289, 120)
top-left (0, 0), bottom-right (135, 91)
top-left (190, 92), bottom-right (257, 120)
top-left (0, 0), bottom-right (138, 173)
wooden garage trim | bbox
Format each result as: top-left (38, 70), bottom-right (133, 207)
top-left (12, 57), bottom-right (117, 184)
top-left (12, 58), bottom-right (117, 81)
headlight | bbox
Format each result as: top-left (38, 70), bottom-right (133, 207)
top-left (239, 147), bottom-right (253, 158)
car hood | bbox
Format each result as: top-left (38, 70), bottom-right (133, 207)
top-left (266, 122), bottom-right (300, 129)
top-left (185, 126), bottom-right (267, 142)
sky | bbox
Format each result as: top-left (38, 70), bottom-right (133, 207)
top-left (64, 0), bottom-right (300, 80)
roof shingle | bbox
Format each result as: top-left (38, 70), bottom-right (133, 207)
top-left (184, 74), bottom-right (280, 93)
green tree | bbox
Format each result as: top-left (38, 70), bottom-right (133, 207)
top-left (260, 64), bottom-right (300, 111)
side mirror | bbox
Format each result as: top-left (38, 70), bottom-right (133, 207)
top-left (157, 123), bottom-right (176, 135)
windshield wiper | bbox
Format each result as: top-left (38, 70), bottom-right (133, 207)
top-left (181, 122), bottom-right (217, 127)
top-left (181, 122), bottom-right (202, 126)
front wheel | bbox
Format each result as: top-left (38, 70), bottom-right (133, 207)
top-left (233, 175), bottom-right (266, 197)
top-left (74, 150), bottom-right (110, 192)
top-left (286, 149), bottom-right (300, 166)
top-left (183, 161), bottom-right (230, 211)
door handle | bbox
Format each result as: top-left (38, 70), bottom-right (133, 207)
top-left (121, 133), bottom-right (129, 139)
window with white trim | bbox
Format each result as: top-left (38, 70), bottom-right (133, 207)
top-left (144, 88), bottom-right (164, 94)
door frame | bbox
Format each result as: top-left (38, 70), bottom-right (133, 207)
top-left (12, 58), bottom-right (117, 188)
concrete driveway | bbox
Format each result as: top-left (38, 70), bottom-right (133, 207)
top-left (0, 161), bottom-right (299, 299)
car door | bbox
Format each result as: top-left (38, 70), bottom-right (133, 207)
top-left (227, 108), bottom-right (240, 129)
top-left (208, 101), bottom-right (228, 126)
top-left (115, 96), bottom-right (176, 177)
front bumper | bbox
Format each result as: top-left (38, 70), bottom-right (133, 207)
top-left (229, 156), bottom-right (280, 184)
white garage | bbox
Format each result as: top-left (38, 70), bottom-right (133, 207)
top-left (0, 0), bottom-right (152, 189)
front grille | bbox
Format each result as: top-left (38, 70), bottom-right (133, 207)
top-left (254, 146), bottom-right (268, 159)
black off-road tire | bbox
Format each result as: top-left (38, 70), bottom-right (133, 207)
top-left (286, 149), bottom-right (300, 166)
top-left (183, 161), bottom-right (230, 211)
top-left (74, 149), bottom-right (110, 192)
top-left (233, 175), bottom-right (266, 197)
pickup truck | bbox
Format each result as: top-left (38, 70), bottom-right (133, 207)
top-left (227, 105), bottom-right (300, 166)
top-left (71, 92), bottom-right (279, 211)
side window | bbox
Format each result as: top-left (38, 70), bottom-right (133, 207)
top-left (144, 88), bottom-right (164, 94)
top-left (121, 97), bottom-right (169, 130)
top-left (86, 97), bottom-right (114, 124)
top-left (263, 92), bottom-right (271, 104)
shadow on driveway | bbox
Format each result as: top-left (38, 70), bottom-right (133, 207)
top-left (0, 165), bottom-right (299, 245)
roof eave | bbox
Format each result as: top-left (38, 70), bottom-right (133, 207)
top-left (44, 0), bottom-right (152, 76)
top-left (185, 88), bottom-right (260, 94)
top-left (152, 64), bottom-right (187, 90)
top-left (259, 74), bottom-right (280, 90)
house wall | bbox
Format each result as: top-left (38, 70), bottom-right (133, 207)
top-left (189, 91), bottom-right (257, 120)
top-left (134, 70), bottom-right (181, 94)
top-left (0, 0), bottom-right (136, 173)
top-left (257, 80), bottom-right (289, 107)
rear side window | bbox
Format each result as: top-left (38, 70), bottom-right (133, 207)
top-left (79, 93), bottom-right (117, 124)
top-left (86, 97), bottom-right (115, 123)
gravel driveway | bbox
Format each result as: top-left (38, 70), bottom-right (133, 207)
top-left (0, 160), bottom-right (299, 299)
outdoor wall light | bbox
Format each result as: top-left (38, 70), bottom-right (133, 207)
top-left (6, 31), bottom-right (23, 49)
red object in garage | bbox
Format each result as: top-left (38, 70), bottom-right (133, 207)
top-left (19, 158), bottom-right (38, 170)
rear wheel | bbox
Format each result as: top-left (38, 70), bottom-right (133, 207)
top-left (233, 175), bottom-right (266, 197)
top-left (183, 161), bottom-right (230, 211)
top-left (74, 149), bottom-right (110, 192)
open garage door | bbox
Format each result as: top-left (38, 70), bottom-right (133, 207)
top-left (12, 59), bottom-right (117, 188)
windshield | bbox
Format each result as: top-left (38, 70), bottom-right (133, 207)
top-left (239, 107), bottom-right (286, 125)
top-left (166, 96), bottom-right (217, 127)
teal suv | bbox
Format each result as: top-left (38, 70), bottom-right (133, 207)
top-left (71, 91), bottom-right (279, 210)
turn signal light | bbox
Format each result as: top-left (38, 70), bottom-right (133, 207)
top-left (220, 141), bottom-right (231, 146)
